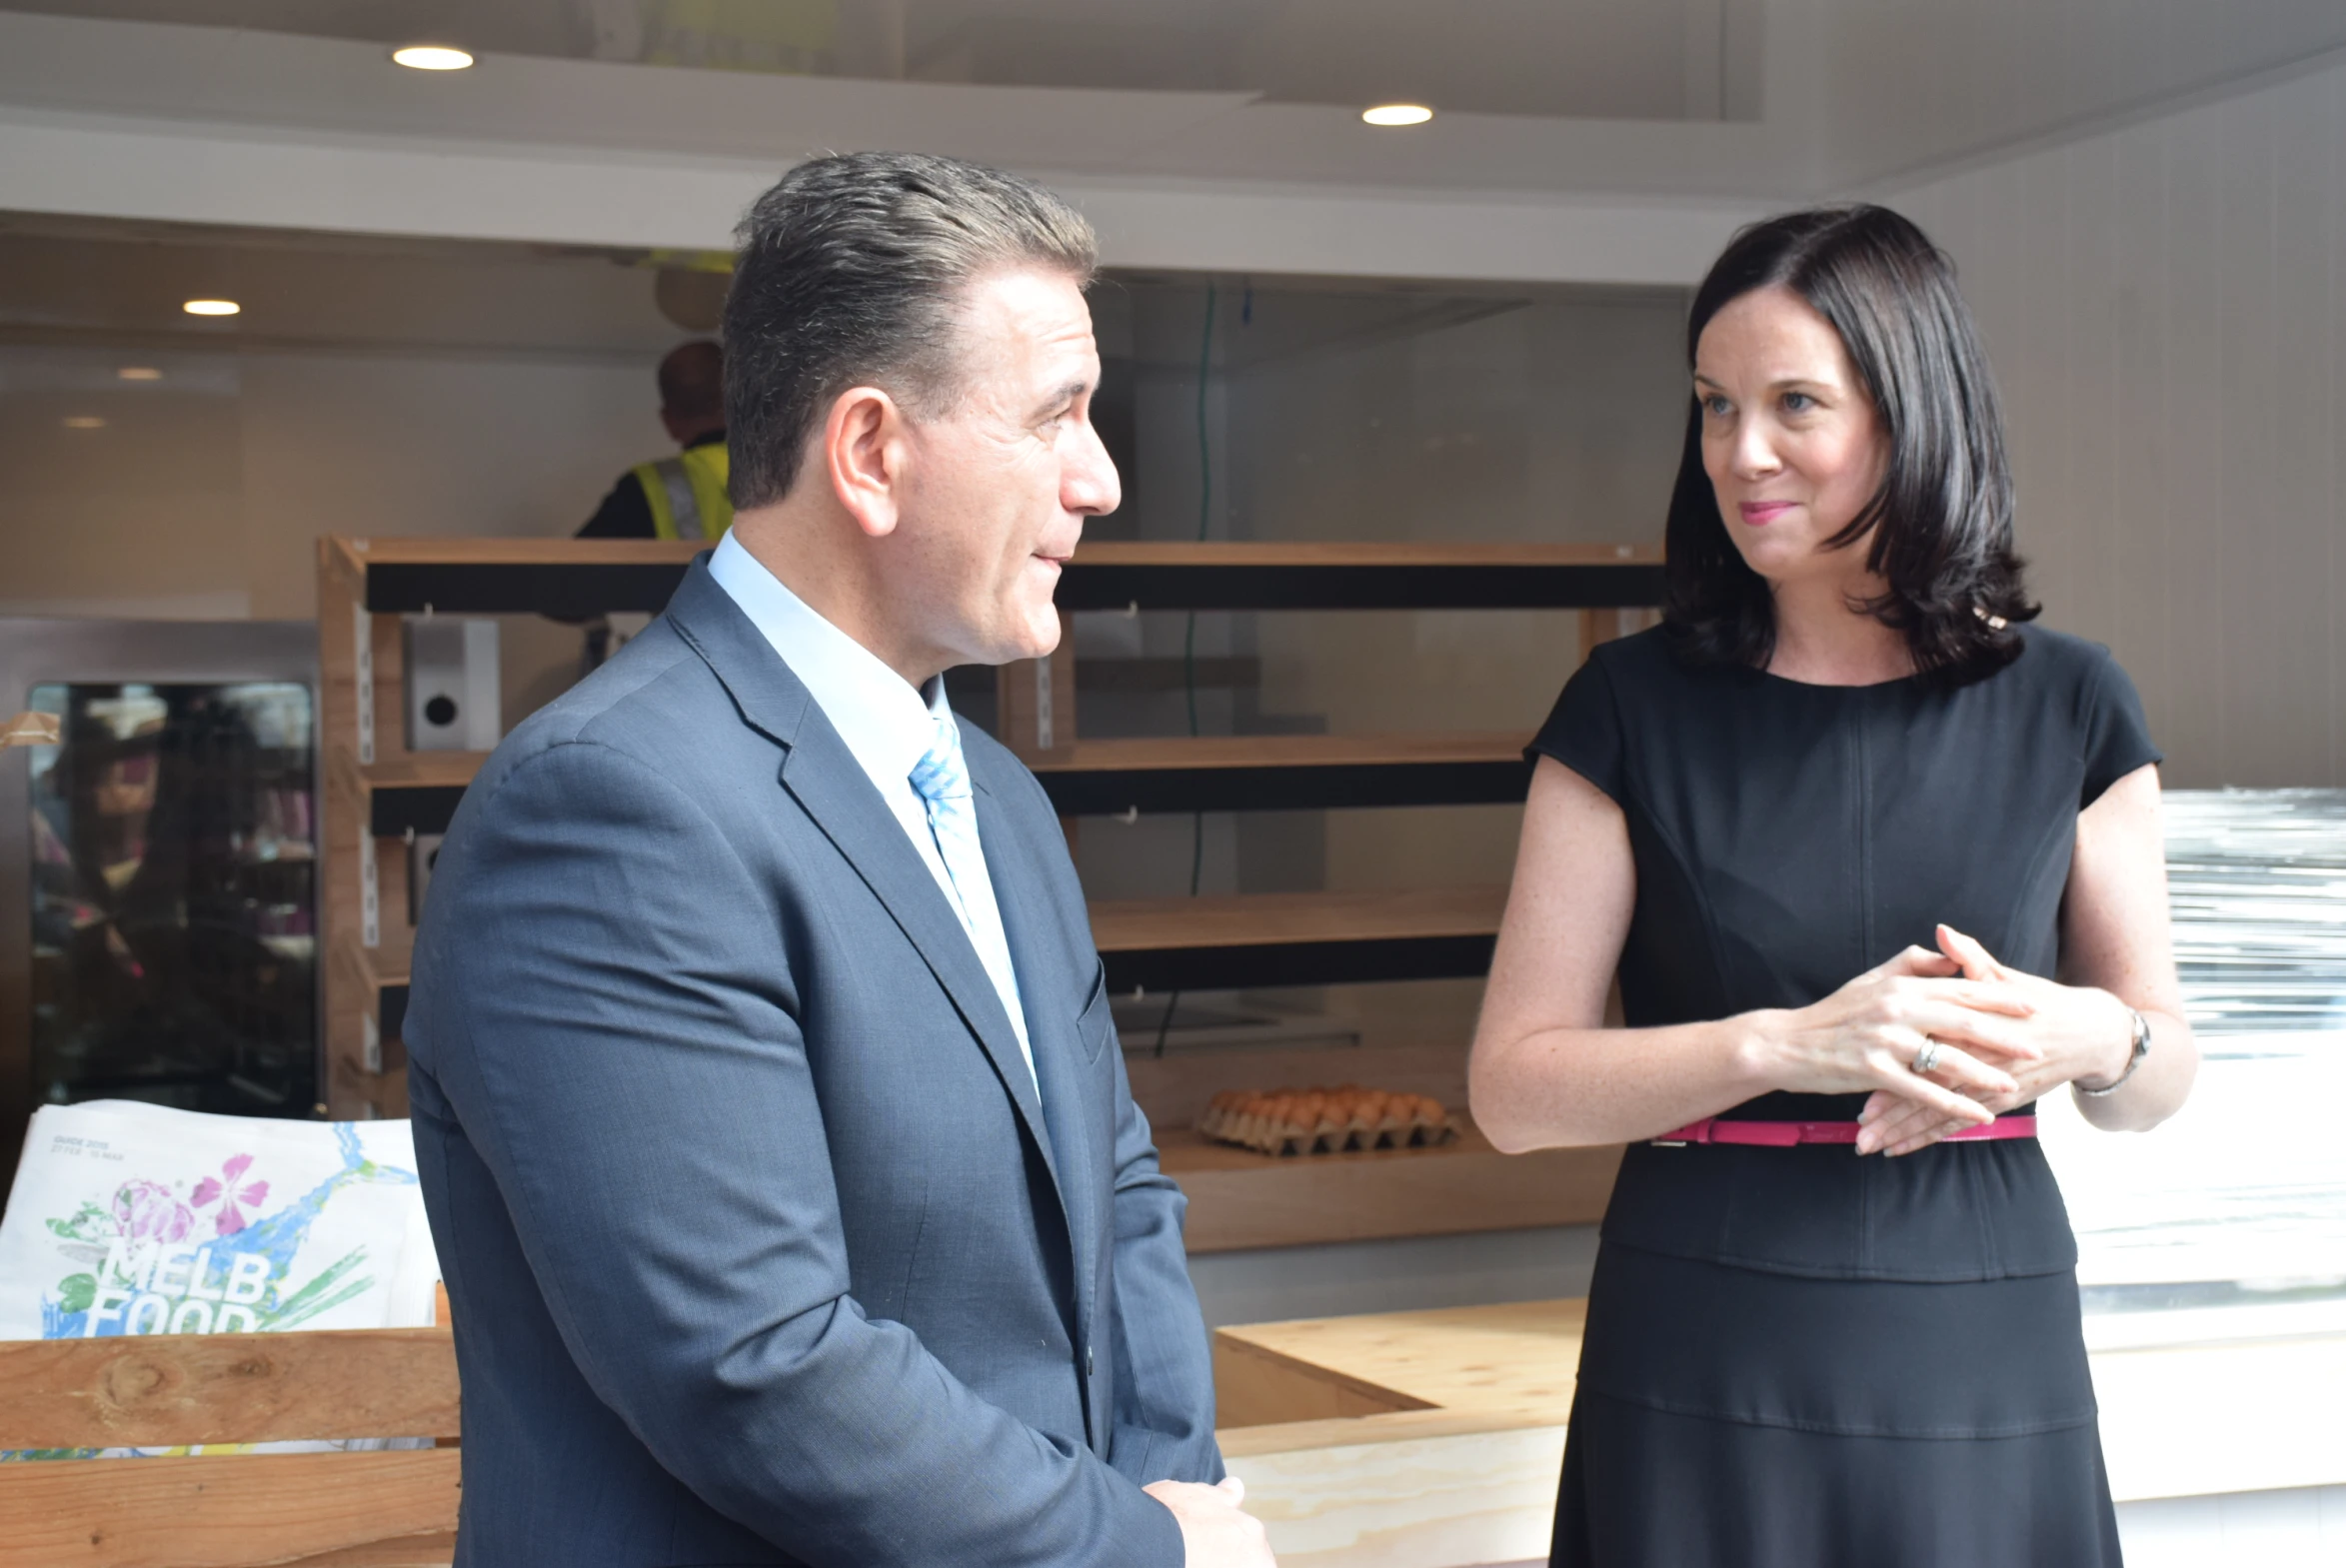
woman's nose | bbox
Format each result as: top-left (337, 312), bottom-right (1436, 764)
top-left (1730, 420), bottom-right (1781, 479)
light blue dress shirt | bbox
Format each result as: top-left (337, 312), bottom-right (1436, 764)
top-left (706, 533), bottom-right (1037, 1092)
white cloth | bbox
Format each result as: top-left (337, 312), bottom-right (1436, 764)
top-left (706, 533), bottom-right (1038, 1091)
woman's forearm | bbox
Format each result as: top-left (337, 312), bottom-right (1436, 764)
top-left (2071, 1004), bottom-right (2196, 1132)
top-left (1469, 1011), bottom-right (1783, 1154)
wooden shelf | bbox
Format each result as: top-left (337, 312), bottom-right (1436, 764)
top-left (325, 535), bottom-right (1662, 617)
top-left (1035, 731), bottom-right (1531, 815)
top-left (343, 734), bottom-right (1534, 839)
top-left (1090, 885), bottom-right (1505, 993)
top-left (331, 750), bottom-right (490, 838)
top-left (1057, 540), bottom-right (1663, 612)
top-left (1163, 1126), bottom-right (1618, 1255)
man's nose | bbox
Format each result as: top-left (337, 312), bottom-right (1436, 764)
top-left (1066, 419), bottom-right (1122, 517)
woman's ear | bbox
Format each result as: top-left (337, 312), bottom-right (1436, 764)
top-left (824, 386), bottom-right (908, 541)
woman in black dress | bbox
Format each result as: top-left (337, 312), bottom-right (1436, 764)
top-left (1469, 206), bottom-right (2200, 1566)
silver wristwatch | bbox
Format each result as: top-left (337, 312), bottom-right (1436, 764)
top-left (2077, 1007), bottom-right (2151, 1097)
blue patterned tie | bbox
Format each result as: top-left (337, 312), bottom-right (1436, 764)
top-left (910, 714), bottom-right (1037, 1092)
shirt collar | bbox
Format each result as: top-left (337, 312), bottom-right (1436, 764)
top-left (705, 531), bottom-right (948, 796)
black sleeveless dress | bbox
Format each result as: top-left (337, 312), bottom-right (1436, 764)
top-left (1528, 626), bottom-right (2157, 1567)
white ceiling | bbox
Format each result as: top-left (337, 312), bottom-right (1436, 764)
top-left (0, 3), bottom-right (2341, 285)
top-left (0, 0), bottom-right (1763, 122)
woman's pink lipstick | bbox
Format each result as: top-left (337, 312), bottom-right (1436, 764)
top-left (1739, 501), bottom-right (1796, 526)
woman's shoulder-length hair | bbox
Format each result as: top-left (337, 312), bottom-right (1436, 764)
top-left (1663, 204), bottom-right (2039, 684)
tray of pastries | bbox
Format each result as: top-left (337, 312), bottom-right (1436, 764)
top-left (1195, 1085), bottom-right (1457, 1157)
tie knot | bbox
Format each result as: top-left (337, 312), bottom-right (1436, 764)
top-left (910, 716), bottom-right (972, 804)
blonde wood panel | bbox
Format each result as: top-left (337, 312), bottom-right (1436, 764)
top-left (1028, 732), bottom-right (1530, 774)
top-left (1224, 1422), bottom-right (1569, 1568)
top-left (1090, 886), bottom-right (1506, 953)
top-left (1216, 1299), bottom-right (1586, 1430)
top-left (1214, 1338), bottom-right (1435, 1430)
top-left (1161, 1129), bottom-right (1620, 1253)
top-left (0, 1329), bottom-right (461, 1450)
top-left (0, 1448), bottom-right (461, 1568)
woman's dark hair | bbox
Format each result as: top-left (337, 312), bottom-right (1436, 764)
top-left (1663, 204), bottom-right (2037, 681)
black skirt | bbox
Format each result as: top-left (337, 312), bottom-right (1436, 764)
top-left (1550, 1242), bottom-right (2124, 1567)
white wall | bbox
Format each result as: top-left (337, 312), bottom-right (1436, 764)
top-left (1888, 55), bottom-right (2346, 787)
top-left (0, 346), bottom-right (667, 623)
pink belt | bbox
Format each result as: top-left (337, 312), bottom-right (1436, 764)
top-left (1653, 1115), bottom-right (2037, 1147)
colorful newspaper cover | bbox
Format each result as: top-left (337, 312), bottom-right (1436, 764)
top-left (0, 1099), bottom-right (440, 1458)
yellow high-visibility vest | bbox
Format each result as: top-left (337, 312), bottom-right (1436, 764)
top-left (633, 443), bottom-right (733, 542)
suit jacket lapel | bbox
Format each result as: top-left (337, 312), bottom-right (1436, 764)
top-left (981, 783), bottom-right (1098, 1252)
top-left (665, 561), bottom-right (1066, 1207)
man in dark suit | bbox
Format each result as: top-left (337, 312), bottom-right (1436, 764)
top-left (406, 152), bottom-right (1269, 1566)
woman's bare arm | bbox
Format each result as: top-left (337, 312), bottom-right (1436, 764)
top-left (2058, 765), bottom-right (2197, 1128)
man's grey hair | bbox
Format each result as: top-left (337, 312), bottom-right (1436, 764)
top-left (724, 151), bottom-right (1099, 509)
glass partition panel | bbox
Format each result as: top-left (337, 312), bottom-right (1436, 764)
top-left (25, 681), bottom-right (316, 1116)
top-left (2047, 789), bottom-right (2346, 1348)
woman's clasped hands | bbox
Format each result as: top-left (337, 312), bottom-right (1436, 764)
top-left (1755, 922), bottom-right (2136, 1156)
top-left (1749, 927), bottom-right (2037, 1155)
top-left (1849, 923), bottom-right (2139, 1155)
top-left (1750, 923), bottom-right (2128, 1155)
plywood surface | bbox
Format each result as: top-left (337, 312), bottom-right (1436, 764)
top-left (1091, 886), bottom-right (1506, 952)
top-left (1219, 1300), bottom-right (1587, 1433)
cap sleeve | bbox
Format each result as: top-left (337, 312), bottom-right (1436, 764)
top-left (2080, 647), bottom-right (2161, 808)
top-left (1527, 652), bottom-right (1627, 806)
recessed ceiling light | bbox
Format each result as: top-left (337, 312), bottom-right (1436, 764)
top-left (1362, 103), bottom-right (1433, 127)
top-left (62, 416), bottom-right (106, 430)
top-left (392, 45), bottom-right (473, 70)
top-left (118, 366), bottom-right (163, 382)
top-left (183, 299), bottom-right (240, 317)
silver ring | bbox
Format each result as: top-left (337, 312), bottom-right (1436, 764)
top-left (1912, 1039), bottom-right (1944, 1075)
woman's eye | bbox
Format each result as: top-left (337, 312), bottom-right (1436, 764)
top-left (1781, 391), bottom-right (1814, 413)
top-left (1700, 394), bottom-right (1731, 418)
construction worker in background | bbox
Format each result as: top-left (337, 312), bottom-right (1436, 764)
top-left (578, 340), bottom-right (732, 542)
top-left (574, 341), bottom-right (730, 671)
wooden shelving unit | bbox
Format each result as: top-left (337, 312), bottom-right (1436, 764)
top-left (317, 536), bottom-right (1658, 1245)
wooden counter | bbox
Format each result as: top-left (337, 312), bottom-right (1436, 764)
top-left (1161, 1128), bottom-right (1616, 1254)
top-left (1210, 1299), bottom-right (2346, 1568)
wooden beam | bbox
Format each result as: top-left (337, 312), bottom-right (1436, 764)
top-left (0, 1449), bottom-right (459, 1568)
top-left (0, 1329), bottom-right (460, 1450)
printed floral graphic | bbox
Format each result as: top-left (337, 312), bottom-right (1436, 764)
top-left (109, 1179), bottom-right (194, 1245)
top-left (190, 1154), bottom-right (270, 1236)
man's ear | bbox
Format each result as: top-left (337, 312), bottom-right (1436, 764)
top-left (823, 386), bottom-right (908, 541)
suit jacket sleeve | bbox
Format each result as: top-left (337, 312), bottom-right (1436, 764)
top-left (1103, 1008), bottom-right (1227, 1486)
top-left (419, 740), bottom-right (1182, 1567)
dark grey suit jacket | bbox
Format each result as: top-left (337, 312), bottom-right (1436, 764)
top-left (406, 560), bottom-right (1218, 1566)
